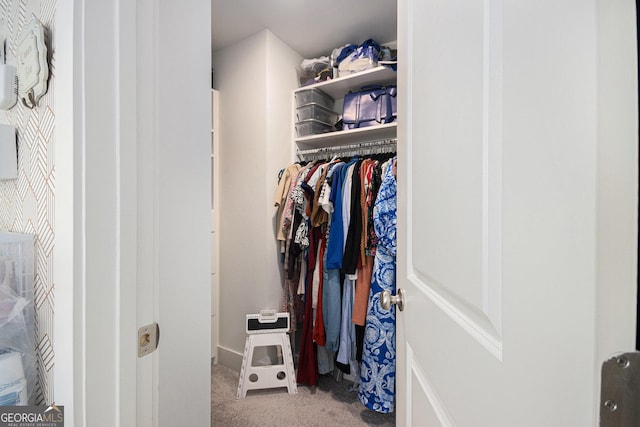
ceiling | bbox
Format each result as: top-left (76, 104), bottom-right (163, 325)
top-left (211, 0), bottom-right (398, 59)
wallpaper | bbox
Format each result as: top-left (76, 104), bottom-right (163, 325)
top-left (0, 0), bottom-right (56, 405)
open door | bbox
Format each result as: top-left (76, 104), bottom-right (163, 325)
top-left (395, 0), bottom-right (638, 425)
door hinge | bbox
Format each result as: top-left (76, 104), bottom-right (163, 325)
top-left (138, 323), bottom-right (159, 357)
top-left (600, 351), bottom-right (640, 426)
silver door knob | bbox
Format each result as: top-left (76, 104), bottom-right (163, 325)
top-left (380, 288), bottom-right (405, 311)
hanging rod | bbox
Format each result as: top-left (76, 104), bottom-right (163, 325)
top-left (296, 138), bottom-right (397, 160)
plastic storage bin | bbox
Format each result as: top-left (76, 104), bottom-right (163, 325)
top-left (0, 232), bottom-right (35, 406)
top-left (295, 88), bottom-right (334, 109)
top-left (296, 103), bottom-right (339, 125)
top-left (295, 119), bottom-right (335, 137)
top-left (0, 350), bottom-right (27, 405)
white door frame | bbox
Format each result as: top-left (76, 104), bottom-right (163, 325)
top-left (593, 0), bottom-right (639, 367)
top-left (54, 0), bottom-right (139, 425)
top-left (54, 1), bottom-right (211, 426)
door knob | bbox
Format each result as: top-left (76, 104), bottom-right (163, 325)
top-left (380, 288), bottom-right (405, 311)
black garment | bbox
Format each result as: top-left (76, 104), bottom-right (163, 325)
top-left (355, 324), bottom-right (365, 362)
top-left (287, 210), bottom-right (304, 279)
top-left (342, 160), bottom-right (363, 276)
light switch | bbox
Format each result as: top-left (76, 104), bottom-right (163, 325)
top-left (0, 124), bottom-right (16, 180)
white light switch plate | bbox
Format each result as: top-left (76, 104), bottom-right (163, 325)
top-left (0, 123), bottom-right (16, 180)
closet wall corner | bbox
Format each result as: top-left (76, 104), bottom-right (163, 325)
top-left (212, 29), bottom-right (302, 370)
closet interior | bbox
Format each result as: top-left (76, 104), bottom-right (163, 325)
top-left (211, 0), bottom-right (398, 417)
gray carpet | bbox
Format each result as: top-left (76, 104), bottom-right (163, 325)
top-left (212, 363), bottom-right (396, 426)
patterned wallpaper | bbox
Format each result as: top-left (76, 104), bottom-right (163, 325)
top-left (0, 0), bottom-right (56, 405)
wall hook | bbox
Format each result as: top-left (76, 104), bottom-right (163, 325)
top-left (21, 90), bottom-right (36, 109)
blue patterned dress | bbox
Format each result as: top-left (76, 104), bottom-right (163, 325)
top-left (358, 159), bottom-right (397, 413)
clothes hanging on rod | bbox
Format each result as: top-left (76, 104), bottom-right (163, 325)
top-left (273, 144), bottom-right (398, 413)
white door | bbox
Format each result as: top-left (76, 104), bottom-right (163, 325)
top-left (396, 0), bottom-right (638, 426)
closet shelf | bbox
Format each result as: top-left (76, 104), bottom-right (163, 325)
top-left (294, 123), bottom-right (397, 150)
top-left (294, 65), bottom-right (397, 100)
top-left (293, 65), bottom-right (397, 152)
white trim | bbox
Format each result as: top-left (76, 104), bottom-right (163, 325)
top-left (594, 0), bottom-right (639, 421)
top-left (407, 345), bottom-right (456, 427)
top-left (481, 0), bottom-right (503, 336)
top-left (53, 0), bottom-right (85, 424)
top-left (55, 1), bottom-right (139, 424)
top-left (134, 1), bottom-right (159, 425)
top-left (395, 0), bottom-right (412, 424)
top-left (116, 0), bottom-right (139, 424)
top-left (217, 345), bottom-right (244, 373)
top-left (409, 273), bottom-right (503, 361)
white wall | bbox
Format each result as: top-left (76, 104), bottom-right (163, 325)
top-left (212, 30), bottom-right (301, 369)
top-left (0, 0), bottom-right (57, 405)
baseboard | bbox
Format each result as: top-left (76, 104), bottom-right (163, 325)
top-left (216, 345), bottom-right (243, 372)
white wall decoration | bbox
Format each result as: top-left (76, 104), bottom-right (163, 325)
top-left (16, 17), bottom-right (48, 109)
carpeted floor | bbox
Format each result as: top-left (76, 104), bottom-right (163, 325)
top-left (211, 363), bottom-right (396, 426)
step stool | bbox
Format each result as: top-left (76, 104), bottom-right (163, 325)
top-left (236, 310), bottom-right (297, 399)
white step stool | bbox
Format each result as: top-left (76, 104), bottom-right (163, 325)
top-left (236, 310), bottom-right (297, 399)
